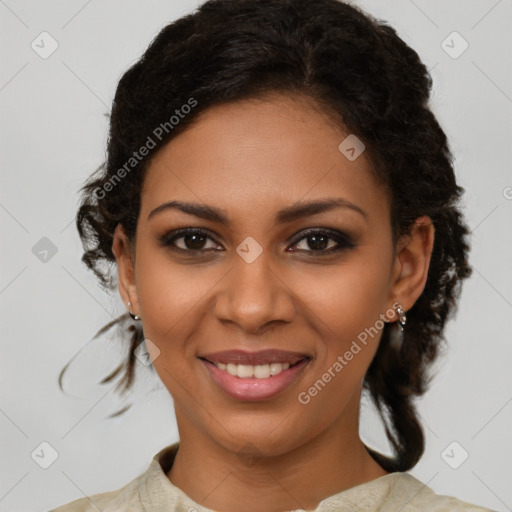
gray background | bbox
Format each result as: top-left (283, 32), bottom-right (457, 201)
top-left (1, 0), bottom-right (511, 510)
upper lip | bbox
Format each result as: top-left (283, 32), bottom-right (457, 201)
top-left (199, 349), bottom-right (311, 366)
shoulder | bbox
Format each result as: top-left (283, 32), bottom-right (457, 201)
top-left (48, 443), bottom-right (181, 512)
top-left (48, 473), bottom-right (144, 512)
top-left (383, 473), bottom-right (496, 511)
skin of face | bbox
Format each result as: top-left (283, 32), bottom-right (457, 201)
top-left (112, 93), bottom-right (434, 512)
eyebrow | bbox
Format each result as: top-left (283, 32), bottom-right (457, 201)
top-left (147, 197), bottom-right (367, 224)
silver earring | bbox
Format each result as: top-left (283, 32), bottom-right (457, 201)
top-left (395, 303), bottom-right (407, 331)
top-left (127, 301), bottom-right (141, 321)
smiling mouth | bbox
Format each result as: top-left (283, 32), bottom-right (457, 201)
top-left (199, 357), bottom-right (309, 379)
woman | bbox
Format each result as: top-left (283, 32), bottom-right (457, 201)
top-left (52, 0), bottom-right (495, 510)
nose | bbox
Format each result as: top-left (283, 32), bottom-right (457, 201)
top-left (213, 249), bottom-right (295, 334)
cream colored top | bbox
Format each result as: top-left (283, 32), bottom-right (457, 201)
top-left (50, 442), bottom-right (495, 512)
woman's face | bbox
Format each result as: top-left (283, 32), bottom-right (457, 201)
top-left (114, 93), bottom-right (418, 457)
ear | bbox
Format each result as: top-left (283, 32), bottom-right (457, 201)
top-left (112, 223), bottom-right (139, 316)
top-left (387, 215), bottom-right (435, 317)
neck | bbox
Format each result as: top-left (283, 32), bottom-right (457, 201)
top-left (167, 393), bottom-right (389, 512)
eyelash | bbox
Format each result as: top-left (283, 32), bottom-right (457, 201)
top-left (158, 227), bottom-right (356, 256)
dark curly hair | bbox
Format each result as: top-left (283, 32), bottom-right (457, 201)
top-left (59, 0), bottom-right (472, 474)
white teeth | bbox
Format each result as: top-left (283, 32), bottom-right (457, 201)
top-left (237, 364), bottom-right (253, 378)
top-left (215, 361), bottom-right (292, 378)
top-left (226, 363), bottom-right (238, 376)
top-left (270, 362), bottom-right (288, 375)
top-left (254, 365), bottom-right (270, 378)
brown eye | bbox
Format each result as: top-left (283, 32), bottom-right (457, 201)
top-left (288, 229), bottom-right (356, 255)
top-left (295, 233), bottom-right (336, 251)
top-left (159, 228), bottom-right (221, 252)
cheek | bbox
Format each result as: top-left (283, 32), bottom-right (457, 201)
top-left (134, 240), bottom-right (213, 330)
top-left (295, 251), bottom-right (391, 338)
top-left (132, 249), bottom-right (206, 381)
top-left (289, 249), bottom-right (392, 402)
top-left (293, 264), bottom-right (389, 430)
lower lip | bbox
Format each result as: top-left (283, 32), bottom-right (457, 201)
top-left (200, 358), bottom-right (310, 401)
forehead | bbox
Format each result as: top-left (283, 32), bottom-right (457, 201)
top-left (141, 94), bottom-right (390, 228)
